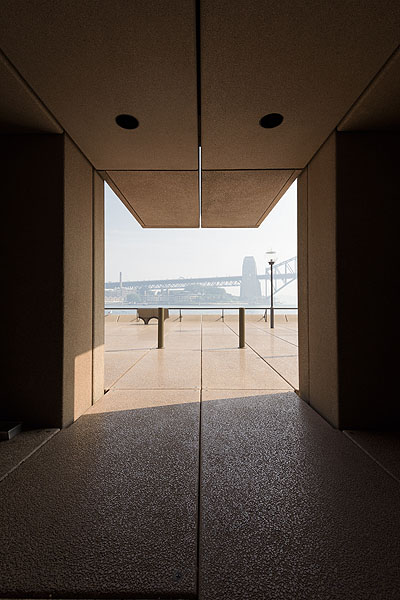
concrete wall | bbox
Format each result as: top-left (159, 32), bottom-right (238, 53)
top-left (298, 131), bottom-right (399, 429)
top-left (1, 135), bottom-right (65, 427)
top-left (92, 172), bottom-right (105, 404)
top-left (297, 169), bottom-right (309, 403)
top-left (1, 133), bottom-right (104, 428)
top-left (62, 137), bottom-right (94, 425)
top-left (298, 134), bottom-right (339, 427)
top-left (335, 132), bottom-right (398, 429)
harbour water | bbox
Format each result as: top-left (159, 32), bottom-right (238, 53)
top-left (104, 303), bottom-right (298, 316)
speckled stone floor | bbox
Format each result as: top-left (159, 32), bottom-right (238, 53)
top-left (1, 316), bottom-right (399, 599)
top-left (104, 314), bottom-right (298, 392)
top-left (0, 428), bottom-right (58, 482)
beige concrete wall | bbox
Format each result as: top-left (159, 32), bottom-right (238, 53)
top-left (63, 136), bottom-right (93, 425)
top-left (1, 134), bottom-right (65, 427)
top-left (306, 133), bottom-right (339, 427)
top-left (2, 133), bottom-right (105, 427)
top-left (297, 168), bottom-right (309, 401)
top-left (298, 131), bottom-right (399, 429)
top-left (92, 172), bottom-right (105, 404)
top-left (335, 132), bottom-right (399, 429)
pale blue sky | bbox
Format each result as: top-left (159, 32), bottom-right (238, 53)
top-left (105, 180), bottom-right (297, 300)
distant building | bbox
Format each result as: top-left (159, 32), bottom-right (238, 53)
top-left (240, 256), bottom-right (262, 303)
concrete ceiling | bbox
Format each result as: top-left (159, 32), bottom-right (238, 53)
top-left (200, 0), bottom-right (400, 170)
top-left (338, 47), bottom-right (400, 132)
top-left (0, 1), bottom-right (198, 170)
top-left (0, 52), bottom-right (62, 134)
top-left (201, 170), bottom-right (299, 227)
top-left (1, 1), bottom-right (399, 228)
top-left (103, 171), bottom-right (199, 228)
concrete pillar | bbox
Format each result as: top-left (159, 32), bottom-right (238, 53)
top-left (92, 172), bottom-right (105, 404)
top-left (297, 169), bottom-right (310, 403)
top-left (298, 131), bottom-right (399, 429)
top-left (1, 133), bottom-right (104, 428)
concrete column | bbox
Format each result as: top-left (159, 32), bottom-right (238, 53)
top-left (1, 133), bottom-right (104, 428)
top-left (298, 131), bottom-right (399, 429)
top-left (297, 169), bottom-right (309, 403)
top-left (62, 136), bottom-right (93, 425)
top-left (92, 172), bottom-right (105, 404)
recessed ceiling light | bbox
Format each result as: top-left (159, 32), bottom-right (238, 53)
top-left (259, 113), bottom-right (284, 128)
top-left (115, 114), bottom-right (139, 129)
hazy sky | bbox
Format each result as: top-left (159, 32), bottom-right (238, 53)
top-left (105, 180), bottom-right (297, 299)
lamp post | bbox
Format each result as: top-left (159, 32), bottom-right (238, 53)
top-left (265, 250), bottom-right (277, 328)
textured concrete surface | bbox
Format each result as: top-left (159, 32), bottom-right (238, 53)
top-left (63, 136), bottom-right (95, 424)
top-left (344, 430), bottom-right (400, 482)
top-left (0, 2), bottom-right (198, 171)
top-left (105, 316), bottom-right (297, 394)
top-left (201, 1), bottom-right (399, 170)
top-left (104, 349), bottom-right (150, 389)
top-left (338, 47), bottom-right (400, 131)
top-left (224, 319), bottom-right (299, 388)
top-left (106, 170), bottom-right (200, 228)
top-left (201, 169), bottom-right (298, 227)
top-left (92, 171), bottom-right (105, 404)
top-left (0, 396), bottom-right (200, 598)
top-left (4, 318), bottom-right (399, 598)
top-left (199, 391), bottom-right (400, 599)
top-left (88, 388), bottom-right (200, 413)
top-left (202, 349), bottom-right (291, 390)
top-left (0, 428), bottom-right (58, 482)
top-left (115, 348), bottom-right (201, 390)
top-left (1, 369), bottom-right (400, 598)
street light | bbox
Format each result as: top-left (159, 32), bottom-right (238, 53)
top-left (265, 250), bottom-right (277, 328)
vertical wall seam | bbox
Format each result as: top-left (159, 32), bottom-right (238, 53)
top-left (199, 145), bottom-right (202, 227)
top-left (195, 0), bottom-right (202, 149)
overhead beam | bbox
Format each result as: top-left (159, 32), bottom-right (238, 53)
top-left (201, 170), bottom-right (299, 227)
top-left (103, 170), bottom-right (199, 228)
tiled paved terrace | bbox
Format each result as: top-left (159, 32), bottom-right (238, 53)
top-left (104, 313), bottom-right (299, 396)
top-left (1, 314), bottom-right (400, 599)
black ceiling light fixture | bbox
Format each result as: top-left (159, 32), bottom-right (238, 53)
top-left (115, 114), bottom-right (139, 129)
top-left (259, 113), bottom-right (284, 128)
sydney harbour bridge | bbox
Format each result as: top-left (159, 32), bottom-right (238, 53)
top-left (105, 256), bottom-right (297, 304)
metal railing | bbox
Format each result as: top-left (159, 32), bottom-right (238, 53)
top-left (104, 305), bottom-right (298, 349)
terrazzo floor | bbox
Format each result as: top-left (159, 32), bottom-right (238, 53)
top-left (1, 315), bottom-right (399, 599)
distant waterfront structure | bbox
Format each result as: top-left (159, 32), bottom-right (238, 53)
top-left (105, 255), bottom-right (297, 306)
top-left (240, 256), bottom-right (263, 302)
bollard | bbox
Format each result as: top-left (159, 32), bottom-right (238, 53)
top-left (158, 307), bottom-right (164, 348)
top-left (179, 309), bottom-right (182, 322)
top-left (222, 309), bottom-right (225, 322)
top-left (239, 307), bottom-right (245, 348)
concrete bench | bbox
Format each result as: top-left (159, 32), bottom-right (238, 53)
top-left (137, 308), bottom-right (169, 325)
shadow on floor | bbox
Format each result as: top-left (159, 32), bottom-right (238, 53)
top-left (0, 392), bottom-right (399, 599)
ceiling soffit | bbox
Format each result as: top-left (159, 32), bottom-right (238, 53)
top-left (2, 3), bottom-right (399, 229)
top-left (104, 171), bottom-right (199, 228)
top-left (0, 51), bottom-right (62, 134)
top-left (0, 1), bottom-right (198, 170)
top-left (201, 170), bottom-right (299, 228)
top-left (200, 0), bottom-right (400, 170)
top-left (338, 47), bottom-right (400, 131)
